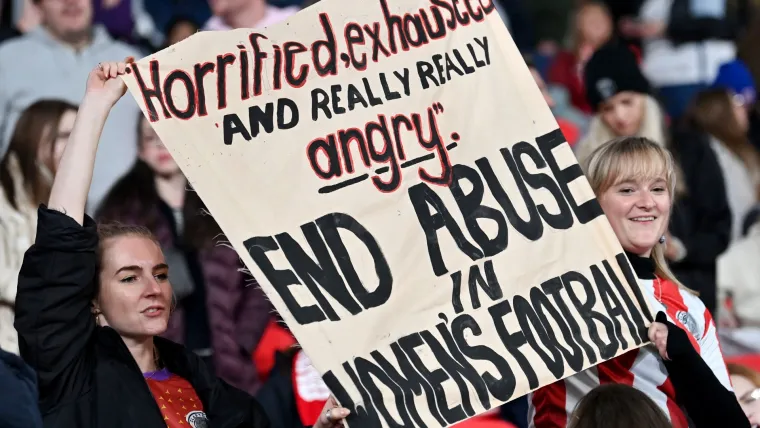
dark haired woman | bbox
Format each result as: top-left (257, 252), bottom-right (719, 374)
top-left (689, 87), bottom-right (760, 243)
top-left (96, 114), bottom-right (272, 395)
top-left (568, 384), bottom-right (671, 428)
top-left (0, 99), bottom-right (77, 355)
top-left (14, 60), bottom-right (349, 427)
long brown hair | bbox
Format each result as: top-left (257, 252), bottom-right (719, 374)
top-left (568, 384), bottom-right (671, 428)
top-left (728, 363), bottom-right (760, 387)
top-left (0, 100), bottom-right (77, 209)
top-left (688, 88), bottom-right (760, 180)
top-left (96, 117), bottom-right (222, 249)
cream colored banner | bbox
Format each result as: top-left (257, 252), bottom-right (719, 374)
top-left (123, 1), bottom-right (654, 426)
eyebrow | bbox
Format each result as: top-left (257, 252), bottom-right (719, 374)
top-left (114, 263), bottom-right (169, 276)
top-left (115, 265), bottom-right (142, 276)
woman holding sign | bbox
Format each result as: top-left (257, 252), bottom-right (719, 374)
top-left (529, 137), bottom-right (747, 428)
top-left (13, 60), bottom-right (349, 428)
top-left (574, 43), bottom-right (731, 315)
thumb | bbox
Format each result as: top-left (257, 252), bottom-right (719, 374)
top-left (655, 311), bottom-right (668, 325)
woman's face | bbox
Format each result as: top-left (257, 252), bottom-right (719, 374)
top-left (599, 175), bottom-right (671, 257)
top-left (37, 109), bottom-right (76, 173)
top-left (731, 374), bottom-right (760, 420)
top-left (577, 5), bottom-right (612, 50)
top-left (600, 92), bottom-right (646, 137)
top-left (139, 118), bottom-right (181, 177)
top-left (95, 236), bottom-right (173, 339)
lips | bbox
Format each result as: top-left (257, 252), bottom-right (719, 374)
top-left (630, 216), bottom-right (656, 222)
top-left (141, 305), bottom-right (166, 317)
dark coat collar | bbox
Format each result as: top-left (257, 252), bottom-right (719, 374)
top-left (624, 251), bottom-right (656, 280)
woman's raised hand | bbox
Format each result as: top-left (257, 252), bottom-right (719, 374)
top-left (84, 58), bottom-right (134, 108)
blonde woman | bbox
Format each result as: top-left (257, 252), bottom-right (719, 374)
top-left (575, 44), bottom-right (731, 315)
top-left (529, 137), bottom-right (742, 428)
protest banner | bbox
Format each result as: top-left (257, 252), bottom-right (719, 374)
top-left (122, 1), bottom-right (655, 426)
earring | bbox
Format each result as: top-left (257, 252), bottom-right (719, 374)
top-left (659, 235), bottom-right (666, 244)
top-left (92, 308), bottom-right (102, 326)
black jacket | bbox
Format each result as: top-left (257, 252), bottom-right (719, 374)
top-left (14, 206), bottom-right (271, 428)
top-left (667, 0), bottom-right (737, 46)
top-left (658, 312), bottom-right (750, 427)
top-left (668, 128), bottom-right (732, 314)
top-left (0, 348), bottom-right (42, 428)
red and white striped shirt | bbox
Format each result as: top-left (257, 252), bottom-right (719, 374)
top-left (529, 271), bottom-right (731, 428)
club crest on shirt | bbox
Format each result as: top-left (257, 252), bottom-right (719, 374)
top-left (676, 311), bottom-right (702, 340)
top-left (186, 410), bottom-right (209, 428)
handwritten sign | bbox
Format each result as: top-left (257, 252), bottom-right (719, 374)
top-left (123, 1), bottom-right (654, 426)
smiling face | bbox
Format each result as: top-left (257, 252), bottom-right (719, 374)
top-left (599, 176), bottom-right (670, 257)
top-left (584, 137), bottom-right (675, 257)
top-left (95, 235), bottom-right (173, 340)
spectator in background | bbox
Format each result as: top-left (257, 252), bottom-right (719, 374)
top-left (527, 57), bottom-right (582, 147)
top-left (0, 0), bottom-right (141, 215)
top-left (601, 0), bottom-right (645, 48)
top-left (689, 88), bottom-right (760, 243)
top-left (524, 0), bottom-right (575, 56)
top-left (92, 0), bottom-right (161, 50)
top-left (567, 384), bottom-right (671, 428)
top-left (96, 116), bottom-right (273, 395)
top-left (717, 215), bottom-right (760, 355)
top-left (0, 100), bottom-right (77, 355)
top-left (164, 14), bottom-right (198, 47)
top-left (548, 2), bottom-right (614, 114)
top-left (0, 348), bottom-right (42, 428)
top-left (204, 0), bottom-right (298, 31)
top-left (711, 59), bottom-right (760, 152)
top-left (142, 0), bottom-right (210, 44)
top-left (577, 44), bottom-right (731, 314)
top-left (574, 44), bottom-right (667, 163)
top-left (728, 363), bottom-right (760, 425)
top-left (628, 0), bottom-right (736, 119)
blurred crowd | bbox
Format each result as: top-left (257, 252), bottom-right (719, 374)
top-left (2, 0), bottom-right (760, 428)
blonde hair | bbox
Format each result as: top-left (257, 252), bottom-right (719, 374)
top-left (576, 95), bottom-right (687, 196)
top-left (582, 136), bottom-right (692, 292)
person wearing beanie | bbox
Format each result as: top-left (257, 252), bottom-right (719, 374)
top-left (574, 43), bottom-right (661, 164)
top-left (577, 42), bottom-right (732, 316)
top-left (712, 59), bottom-right (760, 153)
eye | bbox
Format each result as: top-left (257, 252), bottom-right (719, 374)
top-left (652, 186), bottom-right (666, 193)
top-left (155, 273), bottom-right (169, 281)
top-left (618, 187), bottom-right (634, 194)
top-left (120, 275), bottom-right (137, 283)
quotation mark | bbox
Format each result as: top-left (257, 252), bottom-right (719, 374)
top-left (432, 102), bottom-right (444, 113)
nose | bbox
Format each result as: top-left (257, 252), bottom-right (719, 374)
top-left (636, 189), bottom-right (656, 209)
top-left (144, 276), bottom-right (162, 296)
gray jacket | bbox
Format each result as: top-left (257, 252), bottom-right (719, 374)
top-left (0, 25), bottom-right (141, 213)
